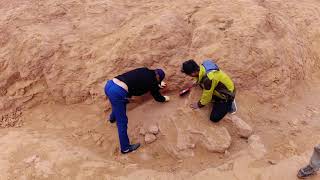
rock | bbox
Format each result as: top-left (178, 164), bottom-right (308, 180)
top-left (147, 125), bottom-right (159, 135)
top-left (217, 162), bottom-right (234, 171)
top-left (191, 127), bottom-right (231, 153)
top-left (268, 159), bottom-right (277, 165)
top-left (226, 115), bottom-right (253, 138)
top-left (288, 119), bottom-right (299, 127)
top-left (24, 155), bottom-right (40, 164)
top-left (145, 133), bottom-right (157, 144)
top-left (139, 128), bottom-right (146, 136)
top-left (96, 139), bottom-right (104, 146)
top-left (188, 143), bottom-right (196, 149)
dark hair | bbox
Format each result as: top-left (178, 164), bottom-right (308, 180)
top-left (181, 59), bottom-right (199, 75)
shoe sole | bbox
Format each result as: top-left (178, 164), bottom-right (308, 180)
top-left (297, 172), bottom-right (317, 179)
top-left (121, 144), bottom-right (140, 154)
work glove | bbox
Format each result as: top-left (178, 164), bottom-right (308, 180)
top-left (159, 81), bottom-right (167, 89)
top-left (164, 96), bottom-right (170, 102)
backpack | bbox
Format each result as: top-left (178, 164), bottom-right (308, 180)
top-left (198, 59), bottom-right (219, 86)
top-left (202, 59), bottom-right (219, 74)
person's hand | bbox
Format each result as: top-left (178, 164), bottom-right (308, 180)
top-left (190, 102), bottom-right (200, 109)
top-left (159, 81), bottom-right (167, 89)
top-left (164, 96), bottom-right (170, 102)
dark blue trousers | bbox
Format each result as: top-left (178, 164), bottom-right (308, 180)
top-left (104, 80), bottom-right (130, 151)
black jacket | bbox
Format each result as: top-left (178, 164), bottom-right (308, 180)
top-left (116, 67), bottom-right (165, 102)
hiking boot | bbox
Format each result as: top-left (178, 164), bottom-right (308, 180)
top-left (229, 99), bottom-right (237, 114)
top-left (297, 165), bottom-right (317, 179)
top-left (121, 143), bottom-right (141, 154)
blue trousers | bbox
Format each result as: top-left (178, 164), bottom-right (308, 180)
top-left (104, 80), bottom-right (130, 151)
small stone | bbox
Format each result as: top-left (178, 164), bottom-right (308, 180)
top-left (96, 139), bottom-right (104, 146)
top-left (268, 159), bottom-right (277, 165)
top-left (139, 128), bottom-right (146, 136)
top-left (24, 155), bottom-right (40, 164)
top-left (288, 119), bottom-right (299, 127)
top-left (187, 143), bottom-right (196, 149)
top-left (147, 125), bottom-right (159, 135)
top-left (272, 103), bottom-right (278, 108)
top-left (145, 133), bottom-right (157, 144)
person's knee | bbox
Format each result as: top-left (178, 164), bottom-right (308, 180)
top-left (210, 114), bottom-right (223, 123)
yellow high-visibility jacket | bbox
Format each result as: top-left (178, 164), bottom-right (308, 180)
top-left (197, 65), bottom-right (235, 105)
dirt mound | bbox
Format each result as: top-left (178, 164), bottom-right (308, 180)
top-left (1, 0), bottom-right (320, 113)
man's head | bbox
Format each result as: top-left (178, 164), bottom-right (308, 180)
top-left (181, 59), bottom-right (200, 77)
top-left (155, 69), bottom-right (165, 83)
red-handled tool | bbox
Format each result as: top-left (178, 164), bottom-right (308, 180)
top-left (179, 83), bottom-right (198, 96)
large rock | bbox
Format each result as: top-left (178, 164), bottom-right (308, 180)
top-left (190, 126), bottom-right (232, 153)
top-left (147, 125), bottom-right (159, 135)
top-left (145, 133), bottom-right (157, 144)
top-left (226, 115), bottom-right (253, 138)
